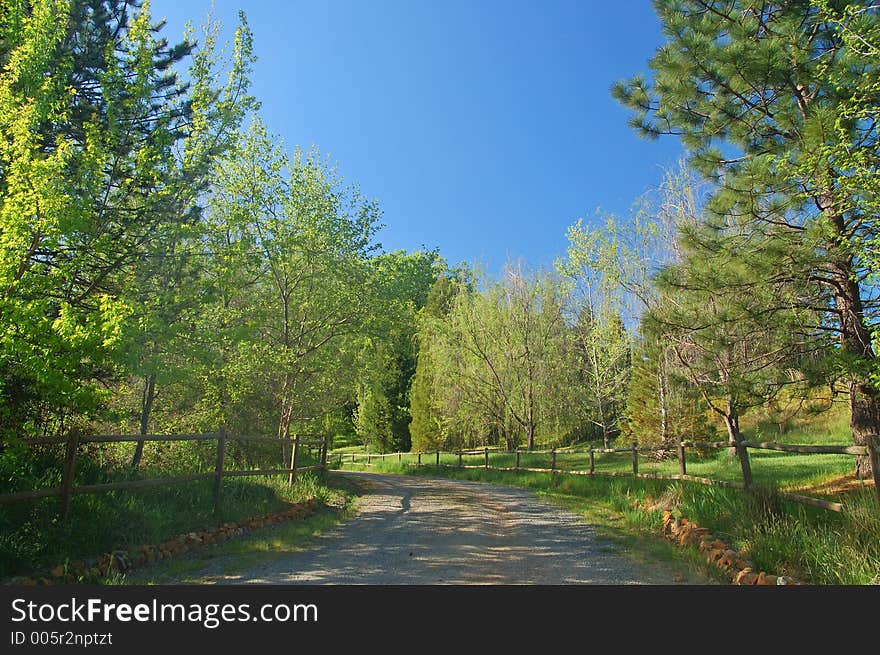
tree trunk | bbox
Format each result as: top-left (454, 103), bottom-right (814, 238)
top-left (828, 255), bottom-right (880, 484)
top-left (849, 383), bottom-right (880, 490)
top-left (278, 401), bottom-right (292, 467)
top-left (723, 400), bottom-right (752, 488)
top-left (658, 351), bottom-right (670, 448)
top-left (526, 424), bottom-right (535, 451)
top-left (130, 374), bottom-right (156, 469)
top-left (816, 193), bottom-right (880, 483)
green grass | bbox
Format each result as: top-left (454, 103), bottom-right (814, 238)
top-left (331, 446), bottom-right (863, 500)
top-left (336, 458), bottom-right (880, 585)
top-left (119, 473), bottom-right (360, 584)
top-left (0, 469), bottom-right (335, 581)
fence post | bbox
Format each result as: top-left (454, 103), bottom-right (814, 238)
top-left (515, 449), bottom-right (520, 469)
top-left (288, 434), bottom-right (299, 487)
top-left (485, 447), bottom-right (489, 469)
top-left (367, 452), bottom-right (372, 465)
top-left (320, 435), bottom-right (329, 474)
top-left (632, 441), bottom-right (638, 477)
top-left (59, 433), bottom-right (79, 522)
top-left (678, 441), bottom-right (687, 476)
top-left (551, 448), bottom-right (556, 473)
top-left (458, 451), bottom-right (462, 467)
top-left (589, 448), bottom-right (595, 475)
top-left (436, 450), bottom-right (440, 466)
top-left (213, 427), bottom-right (226, 516)
top-left (398, 452), bottom-right (402, 463)
top-left (418, 451), bottom-right (422, 466)
top-left (869, 437), bottom-right (880, 502)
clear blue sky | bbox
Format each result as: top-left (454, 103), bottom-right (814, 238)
top-left (151, 0), bottom-right (684, 272)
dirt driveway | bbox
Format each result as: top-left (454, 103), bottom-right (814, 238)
top-left (206, 472), bottom-right (699, 585)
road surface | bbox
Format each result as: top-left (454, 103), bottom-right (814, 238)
top-left (209, 472), bottom-right (698, 585)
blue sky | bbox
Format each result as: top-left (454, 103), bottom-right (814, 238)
top-left (151, 0), bottom-right (684, 272)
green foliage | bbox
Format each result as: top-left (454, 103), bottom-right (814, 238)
top-left (354, 250), bottom-right (443, 452)
top-left (0, 0), bottom-right (197, 435)
top-left (614, 0), bottom-right (880, 470)
top-left (623, 336), bottom-right (716, 446)
top-left (421, 264), bottom-right (577, 450)
top-left (0, 464), bottom-right (338, 580)
top-left (354, 366), bottom-right (394, 452)
top-left (410, 272), bottom-right (469, 452)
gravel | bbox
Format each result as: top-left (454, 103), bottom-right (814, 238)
top-left (211, 472), bottom-right (697, 585)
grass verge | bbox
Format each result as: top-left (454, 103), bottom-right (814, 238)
top-left (0, 471), bottom-right (352, 582)
top-left (120, 473), bottom-right (360, 584)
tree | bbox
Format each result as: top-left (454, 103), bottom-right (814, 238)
top-left (648, 215), bottom-right (817, 483)
top-left (623, 335), bottom-right (715, 449)
top-left (355, 250), bottom-right (442, 452)
top-left (205, 119), bottom-right (380, 463)
top-left (614, 0), bottom-right (880, 484)
top-left (125, 9), bottom-right (257, 467)
top-left (410, 273), bottom-right (468, 451)
top-left (429, 265), bottom-right (574, 450)
top-left (353, 350), bottom-right (394, 452)
top-left (559, 164), bottom-right (697, 447)
top-left (0, 0), bottom-right (196, 437)
top-left (557, 254), bottom-right (631, 448)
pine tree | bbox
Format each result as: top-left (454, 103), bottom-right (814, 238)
top-left (623, 335), bottom-right (716, 450)
top-left (614, 0), bottom-right (880, 483)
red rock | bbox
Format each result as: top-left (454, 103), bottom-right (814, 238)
top-left (718, 553), bottom-right (736, 569)
top-left (734, 569), bottom-right (756, 585)
top-left (756, 573), bottom-right (777, 586)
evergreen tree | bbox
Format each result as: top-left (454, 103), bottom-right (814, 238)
top-left (360, 250), bottom-right (442, 452)
top-left (614, 0), bottom-right (880, 482)
top-left (354, 365), bottom-right (393, 452)
top-left (623, 334), bottom-right (715, 450)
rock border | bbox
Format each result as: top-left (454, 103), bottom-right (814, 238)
top-left (659, 509), bottom-right (801, 585)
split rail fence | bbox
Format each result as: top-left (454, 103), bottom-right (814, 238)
top-left (337, 439), bottom-right (877, 512)
top-left (0, 429), bottom-right (330, 521)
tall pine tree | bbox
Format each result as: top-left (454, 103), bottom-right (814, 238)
top-left (614, 0), bottom-right (880, 483)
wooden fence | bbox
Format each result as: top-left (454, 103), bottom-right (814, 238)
top-left (0, 429), bottom-right (330, 521)
top-left (336, 439), bottom-right (876, 512)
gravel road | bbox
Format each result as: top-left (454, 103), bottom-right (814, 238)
top-left (214, 472), bottom-right (696, 585)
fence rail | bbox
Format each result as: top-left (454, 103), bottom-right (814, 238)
top-left (335, 438), bottom-right (877, 511)
top-left (0, 430), bottom-right (331, 521)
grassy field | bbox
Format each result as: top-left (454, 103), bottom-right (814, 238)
top-left (329, 406), bottom-right (869, 501)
